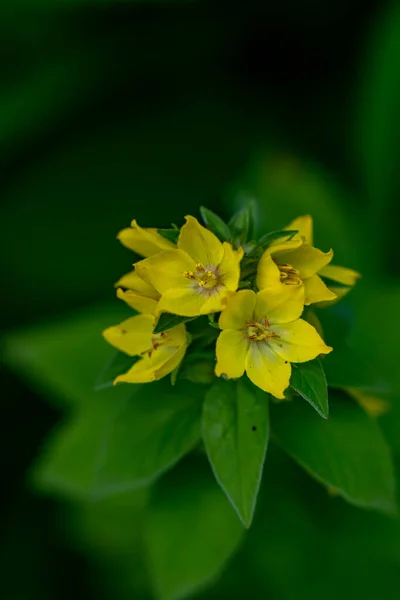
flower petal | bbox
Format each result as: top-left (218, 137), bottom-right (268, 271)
top-left (117, 220), bottom-right (175, 257)
top-left (276, 243), bottom-right (333, 279)
top-left (115, 270), bottom-right (160, 298)
top-left (303, 274), bottom-right (337, 305)
top-left (270, 319), bottom-right (332, 363)
top-left (114, 345), bottom-right (180, 384)
top-left (256, 252), bottom-right (282, 289)
top-left (265, 238), bottom-right (303, 256)
top-left (319, 264), bottom-right (361, 287)
top-left (135, 249), bottom-right (196, 294)
top-left (215, 330), bottom-right (249, 378)
top-left (178, 215), bottom-right (224, 266)
top-left (117, 288), bottom-right (159, 315)
top-left (219, 289), bottom-right (256, 330)
top-left (255, 285), bottom-right (305, 325)
top-left (102, 314), bottom-right (154, 356)
top-left (245, 341), bottom-right (291, 399)
top-left (218, 242), bottom-right (244, 291)
top-left (284, 215), bottom-right (313, 245)
top-left (158, 286), bottom-right (233, 317)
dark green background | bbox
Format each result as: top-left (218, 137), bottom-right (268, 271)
top-left (2, 1), bottom-right (400, 599)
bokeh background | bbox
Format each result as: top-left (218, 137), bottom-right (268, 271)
top-left (2, 0), bottom-right (400, 599)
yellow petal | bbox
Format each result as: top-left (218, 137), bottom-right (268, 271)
top-left (245, 341), bottom-right (291, 399)
top-left (218, 242), bottom-right (244, 291)
top-left (303, 274), bottom-right (337, 305)
top-left (276, 243), bottom-right (333, 279)
top-left (319, 264), bottom-right (361, 287)
top-left (215, 330), bottom-right (249, 378)
top-left (115, 270), bottom-right (160, 298)
top-left (102, 314), bottom-right (154, 356)
top-left (158, 286), bottom-right (233, 317)
top-left (135, 249), bottom-right (196, 293)
top-left (255, 285), bottom-right (305, 325)
top-left (270, 319), bottom-right (332, 363)
top-left (115, 345), bottom-right (180, 384)
top-left (265, 238), bottom-right (303, 256)
top-left (219, 290), bottom-right (256, 330)
top-left (114, 324), bottom-right (187, 384)
top-left (178, 215), bottom-right (224, 266)
top-left (284, 215), bottom-right (313, 245)
top-left (256, 252), bottom-right (282, 289)
top-left (117, 288), bottom-right (159, 315)
top-left (117, 220), bottom-right (175, 257)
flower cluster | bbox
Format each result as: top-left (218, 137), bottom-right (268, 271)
top-left (103, 209), bottom-right (360, 398)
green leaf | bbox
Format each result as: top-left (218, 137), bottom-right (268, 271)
top-left (228, 205), bottom-right (251, 245)
top-left (33, 380), bottom-right (203, 500)
top-left (290, 359), bottom-right (328, 419)
top-left (95, 350), bottom-right (137, 391)
top-left (3, 302), bottom-right (131, 407)
top-left (258, 229), bottom-right (299, 247)
top-left (271, 394), bottom-right (397, 514)
top-left (158, 228), bottom-right (180, 244)
top-left (199, 206), bottom-right (231, 241)
top-left (154, 313), bottom-right (197, 333)
top-left (145, 456), bottom-right (244, 600)
top-left (202, 379), bottom-right (269, 527)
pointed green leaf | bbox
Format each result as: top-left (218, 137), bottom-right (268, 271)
top-left (33, 380), bottom-right (203, 500)
top-left (158, 228), bottom-right (180, 244)
top-left (145, 456), bottom-right (244, 600)
top-left (271, 394), bottom-right (397, 514)
top-left (228, 205), bottom-right (250, 244)
top-left (154, 313), bottom-right (197, 333)
top-left (290, 359), bottom-right (328, 419)
top-left (199, 206), bottom-right (231, 242)
top-left (202, 379), bottom-right (269, 527)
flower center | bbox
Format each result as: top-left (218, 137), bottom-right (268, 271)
top-left (277, 262), bottom-right (301, 285)
top-left (184, 263), bottom-right (218, 289)
top-left (246, 318), bottom-right (280, 341)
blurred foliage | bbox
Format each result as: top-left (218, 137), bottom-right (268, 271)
top-left (2, 0), bottom-right (400, 599)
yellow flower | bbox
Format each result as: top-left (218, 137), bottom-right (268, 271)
top-left (102, 315), bottom-right (187, 384)
top-left (117, 219), bottom-right (176, 257)
top-left (285, 215), bottom-right (361, 303)
top-left (257, 231), bottom-right (336, 306)
top-left (215, 288), bottom-right (332, 398)
top-left (135, 216), bottom-right (243, 317)
top-left (115, 270), bottom-right (160, 315)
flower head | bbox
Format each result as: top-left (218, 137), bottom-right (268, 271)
top-left (215, 288), bottom-right (332, 398)
top-left (102, 314), bottom-right (187, 384)
top-left (135, 216), bottom-right (243, 317)
top-left (117, 219), bottom-right (175, 257)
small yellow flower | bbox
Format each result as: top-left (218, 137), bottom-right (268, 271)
top-left (215, 288), bottom-right (332, 398)
top-left (117, 219), bottom-right (175, 257)
top-left (285, 215), bottom-right (361, 303)
top-left (135, 216), bottom-right (243, 317)
top-left (115, 270), bottom-right (160, 315)
top-left (257, 233), bottom-right (335, 306)
top-left (102, 314), bottom-right (187, 384)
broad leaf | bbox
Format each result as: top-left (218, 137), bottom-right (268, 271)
top-left (271, 394), bottom-right (396, 514)
top-left (154, 313), bottom-right (197, 333)
top-left (145, 456), bottom-right (244, 600)
top-left (158, 228), bottom-right (180, 244)
top-left (290, 359), bottom-right (328, 419)
top-left (199, 206), bottom-right (231, 241)
top-left (202, 379), bottom-right (269, 527)
top-left (33, 380), bottom-right (203, 499)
